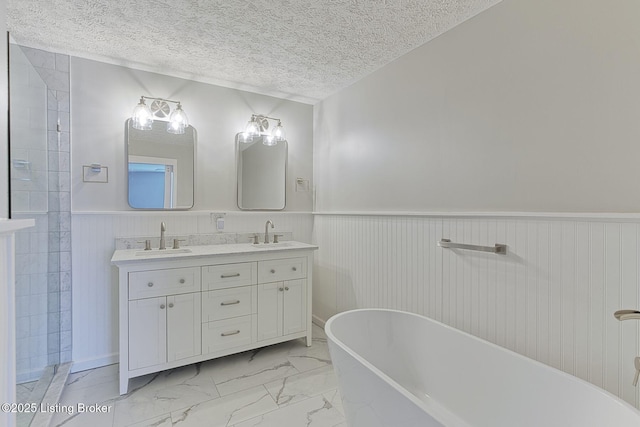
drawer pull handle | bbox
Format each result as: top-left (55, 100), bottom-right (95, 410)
top-left (271, 269), bottom-right (276, 274)
top-left (160, 304), bottom-right (166, 309)
top-left (179, 279), bottom-right (185, 284)
top-left (292, 267), bottom-right (297, 271)
top-left (285, 286), bottom-right (290, 291)
top-left (147, 282), bottom-right (154, 287)
top-left (221, 300), bottom-right (241, 306)
top-left (221, 330), bottom-right (241, 337)
top-left (168, 303), bottom-right (174, 308)
top-left (221, 273), bottom-right (241, 278)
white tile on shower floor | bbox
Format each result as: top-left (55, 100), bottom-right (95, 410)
top-left (49, 324), bottom-right (346, 427)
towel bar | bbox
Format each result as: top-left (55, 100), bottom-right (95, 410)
top-left (438, 239), bottom-right (507, 255)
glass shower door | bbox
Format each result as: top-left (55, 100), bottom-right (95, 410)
top-left (9, 41), bottom-right (60, 425)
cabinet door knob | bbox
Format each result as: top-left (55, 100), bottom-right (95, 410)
top-left (179, 279), bottom-right (185, 284)
top-left (160, 304), bottom-right (165, 309)
top-left (270, 269), bottom-right (276, 274)
top-left (285, 286), bottom-right (289, 291)
top-left (168, 303), bottom-right (174, 308)
top-left (148, 282), bottom-right (154, 287)
top-left (292, 267), bottom-right (297, 271)
top-left (279, 287), bottom-right (284, 291)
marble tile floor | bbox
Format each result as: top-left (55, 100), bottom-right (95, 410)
top-left (17, 381), bottom-right (37, 404)
top-left (50, 324), bottom-right (347, 427)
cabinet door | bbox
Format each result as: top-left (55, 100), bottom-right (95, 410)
top-left (129, 297), bottom-right (167, 370)
top-left (167, 293), bottom-right (202, 362)
top-left (257, 282), bottom-right (283, 341)
top-left (283, 279), bottom-right (306, 335)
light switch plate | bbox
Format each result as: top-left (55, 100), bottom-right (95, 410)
top-left (295, 178), bottom-right (310, 192)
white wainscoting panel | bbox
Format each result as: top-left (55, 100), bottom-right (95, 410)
top-left (312, 214), bottom-right (640, 408)
top-left (71, 211), bottom-right (313, 372)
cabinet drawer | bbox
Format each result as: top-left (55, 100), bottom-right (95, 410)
top-left (258, 257), bottom-right (306, 283)
top-left (202, 315), bottom-right (253, 354)
top-left (202, 286), bottom-right (256, 322)
top-left (129, 267), bottom-right (200, 300)
top-left (202, 262), bottom-right (257, 290)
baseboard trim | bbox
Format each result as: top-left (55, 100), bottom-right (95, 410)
top-left (70, 354), bottom-right (118, 373)
top-left (312, 314), bottom-right (327, 328)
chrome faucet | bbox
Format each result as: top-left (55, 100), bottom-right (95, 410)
top-left (264, 220), bottom-right (274, 244)
top-left (159, 222), bottom-right (167, 250)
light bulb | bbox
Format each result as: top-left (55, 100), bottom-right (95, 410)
top-left (131, 98), bottom-right (153, 130)
top-left (263, 134), bottom-right (277, 146)
top-left (238, 132), bottom-right (253, 143)
top-left (245, 117), bottom-right (260, 136)
top-left (272, 121), bottom-right (286, 141)
top-left (167, 103), bottom-right (189, 135)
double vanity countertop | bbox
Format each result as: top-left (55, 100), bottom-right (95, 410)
top-left (111, 240), bottom-right (318, 264)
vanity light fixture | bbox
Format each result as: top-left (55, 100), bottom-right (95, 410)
top-left (131, 97), bottom-right (153, 131)
top-left (240, 114), bottom-right (286, 145)
top-left (131, 96), bottom-right (190, 135)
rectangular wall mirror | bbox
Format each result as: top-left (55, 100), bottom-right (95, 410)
top-left (126, 119), bottom-right (196, 209)
top-left (236, 134), bottom-right (287, 210)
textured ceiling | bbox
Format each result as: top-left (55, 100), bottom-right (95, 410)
top-left (7, 0), bottom-right (501, 103)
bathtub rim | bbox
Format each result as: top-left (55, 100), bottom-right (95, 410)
top-left (325, 308), bottom-right (640, 421)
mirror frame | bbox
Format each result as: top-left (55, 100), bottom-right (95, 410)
top-left (236, 133), bottom-right (287, 211)
top-left (125, 119), bottom-right (197, 210)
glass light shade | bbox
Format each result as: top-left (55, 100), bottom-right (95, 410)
top-left (131, 99), bottom-right (153, 130)
top-left (263, 134), bottom-right (277, 146)
top-left (272, 121), bottom-right (286, 141)
top-left (238, 132), bottom-right (253, 143)
top-left (245, 118), bottom-right (260, 136)
top-left (167, 104), bottom-right (189, 135)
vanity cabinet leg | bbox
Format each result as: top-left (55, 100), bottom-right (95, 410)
top-left (119, 372), bottom-right (129, 395)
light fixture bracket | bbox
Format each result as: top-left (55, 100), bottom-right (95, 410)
top-left (254, 115), bottom-right (270, 132)
top-left (150, 99), bottom-right (171, 119)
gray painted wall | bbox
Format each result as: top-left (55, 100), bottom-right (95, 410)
top-left (313, 0), bottom-right (640, 213)
top-left (71, 57), bottom-right (313, 212)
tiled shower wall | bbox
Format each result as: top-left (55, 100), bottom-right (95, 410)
top-left (313, 213), bottom-right (640, 409)
top-left (12, 45), bottom-right (71, 382)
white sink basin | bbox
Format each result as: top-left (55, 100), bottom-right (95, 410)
top-left (135, 248), bottom-right (192, 257)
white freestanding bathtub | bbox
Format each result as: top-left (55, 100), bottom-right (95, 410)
top-left (325, 309), bottom-right (640, 427)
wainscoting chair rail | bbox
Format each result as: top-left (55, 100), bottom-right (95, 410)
top-left (438, 239), bottom-right (507, 255)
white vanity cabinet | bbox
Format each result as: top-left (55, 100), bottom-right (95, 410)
top-left (257, 258), bottom-right (307, 341)
top-left (128, 293), bottom-right (202, 370)
top-left (127, 267), bottom-right (202, 370)
top-left (112, 242), bottom-right (317, 395)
